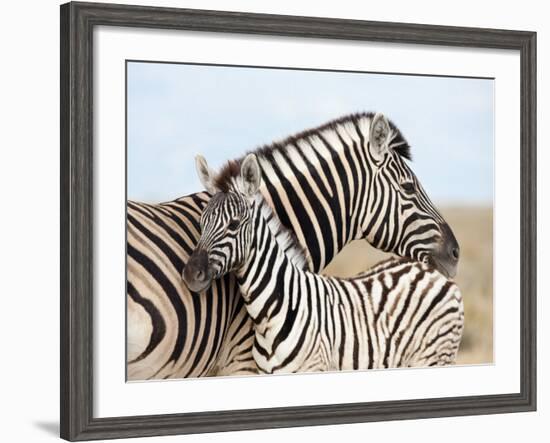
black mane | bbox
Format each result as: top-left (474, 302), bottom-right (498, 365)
top-left (212, 112), bottom-right (412, 192)
top-left (213, 160), bottom-right (240, 193)
top-left (254, 112), bottom-right (412, 161)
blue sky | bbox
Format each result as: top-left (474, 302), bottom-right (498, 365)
top-left (127, 62), bottom-right (493, 204)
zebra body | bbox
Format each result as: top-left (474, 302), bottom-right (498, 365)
top-left (129, 112), bottom-right (459, 379)
top-left (127, 193), bottom-right (253, 379)
top-left (184, 155), bottom-right (464, 373)
top-left (245, 254), bottom-right (463, 372)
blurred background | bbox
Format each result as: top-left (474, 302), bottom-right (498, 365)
top-left (127, 61), bottom-right (494, 365)
top-left (324, 207), bottom-right (493, 365)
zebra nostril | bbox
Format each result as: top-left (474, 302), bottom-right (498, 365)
top-left (451, 247), bottom-right (460, 260)
top-left (195, 269), bottom-right (204, 281)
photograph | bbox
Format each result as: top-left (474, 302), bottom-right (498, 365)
top-left (53, 2), bottom-right (537, 441)
top-left (126, 61), bottom-right (494, 381)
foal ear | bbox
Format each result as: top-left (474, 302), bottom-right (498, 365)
top-left (369, 113), bottom-right (391, 162)
top-left (240, 154), bottom-right (262, 197)
top-left (195, 155), bottom-right (219, 195)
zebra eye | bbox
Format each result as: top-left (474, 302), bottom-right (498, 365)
top-left (227, 218), bottom-right (240, 231)
top-left (401, 182), bottom-right (415, 194)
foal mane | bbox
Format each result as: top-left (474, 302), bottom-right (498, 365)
top-left (256, 197), bottom-right (310, 270)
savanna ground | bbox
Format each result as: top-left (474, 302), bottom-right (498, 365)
top-left (324, 206), bottom-right (493, 365)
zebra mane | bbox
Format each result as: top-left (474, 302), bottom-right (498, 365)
top-left (256, 196), bottom-right (310, 270)
top-left (212, 112), bottom-right (412, 192)
top-left (255, 112), bottom-right (412, 161)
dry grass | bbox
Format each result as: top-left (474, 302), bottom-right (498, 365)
top-left (323, 206), bottom-right (493, 365)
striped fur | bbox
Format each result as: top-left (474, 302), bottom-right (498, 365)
top-left (186, 170), bottom-right (464, 373)
top-left (127, 193), bottom-right (255, 379)
top-left (129, 112), bottom-right (459, 379)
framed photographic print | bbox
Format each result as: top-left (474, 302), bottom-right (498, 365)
top-left (60, 1), bottom-right (537, 441)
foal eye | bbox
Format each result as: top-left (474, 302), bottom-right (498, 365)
top-left (227, 218), bottom-right (240, 230)
top-left (401, 182), bottom-right (415, 194)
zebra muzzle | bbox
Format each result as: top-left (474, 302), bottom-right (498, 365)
top-left (183, 249), bottom-right (213, 293)
top-left (430, 223), bottom-right (460, 278)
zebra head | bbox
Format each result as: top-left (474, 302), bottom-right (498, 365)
top-left (183, 154), bottom-right (261, 293)
top-left (357, 113), bottom-right (460, 278)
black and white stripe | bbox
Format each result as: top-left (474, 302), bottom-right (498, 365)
top-left (185, 156), bottom-right (464, 373)
top-left (129, 112), bottom-right (459, 379)
top-left (127, 193), bottom-right (255, 379)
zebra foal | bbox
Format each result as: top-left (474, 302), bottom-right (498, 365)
top-left (184, 154), bottom-right (464, 373)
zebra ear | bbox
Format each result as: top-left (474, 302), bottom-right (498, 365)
top-left (240, 154), bottom-right (262, 197)
top-left (195, 155), bottom-right (219, 194)
top-left (369, 113), bottom-right (391, 162)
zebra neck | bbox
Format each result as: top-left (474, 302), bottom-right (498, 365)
top-left (254, 198), bottom-right (308, 269)
top-left (255, 116), bottom-right (374, 272)
top-left (235, 199), bottom-right (305, 322)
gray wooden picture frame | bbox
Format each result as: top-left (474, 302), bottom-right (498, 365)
top-left (60, 1), bottom-right (537, 441)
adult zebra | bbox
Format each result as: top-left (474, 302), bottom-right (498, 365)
top-left (127, 112), bottom-right (459, 379)
top-left (183, 154), bottom-right (464, 372)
